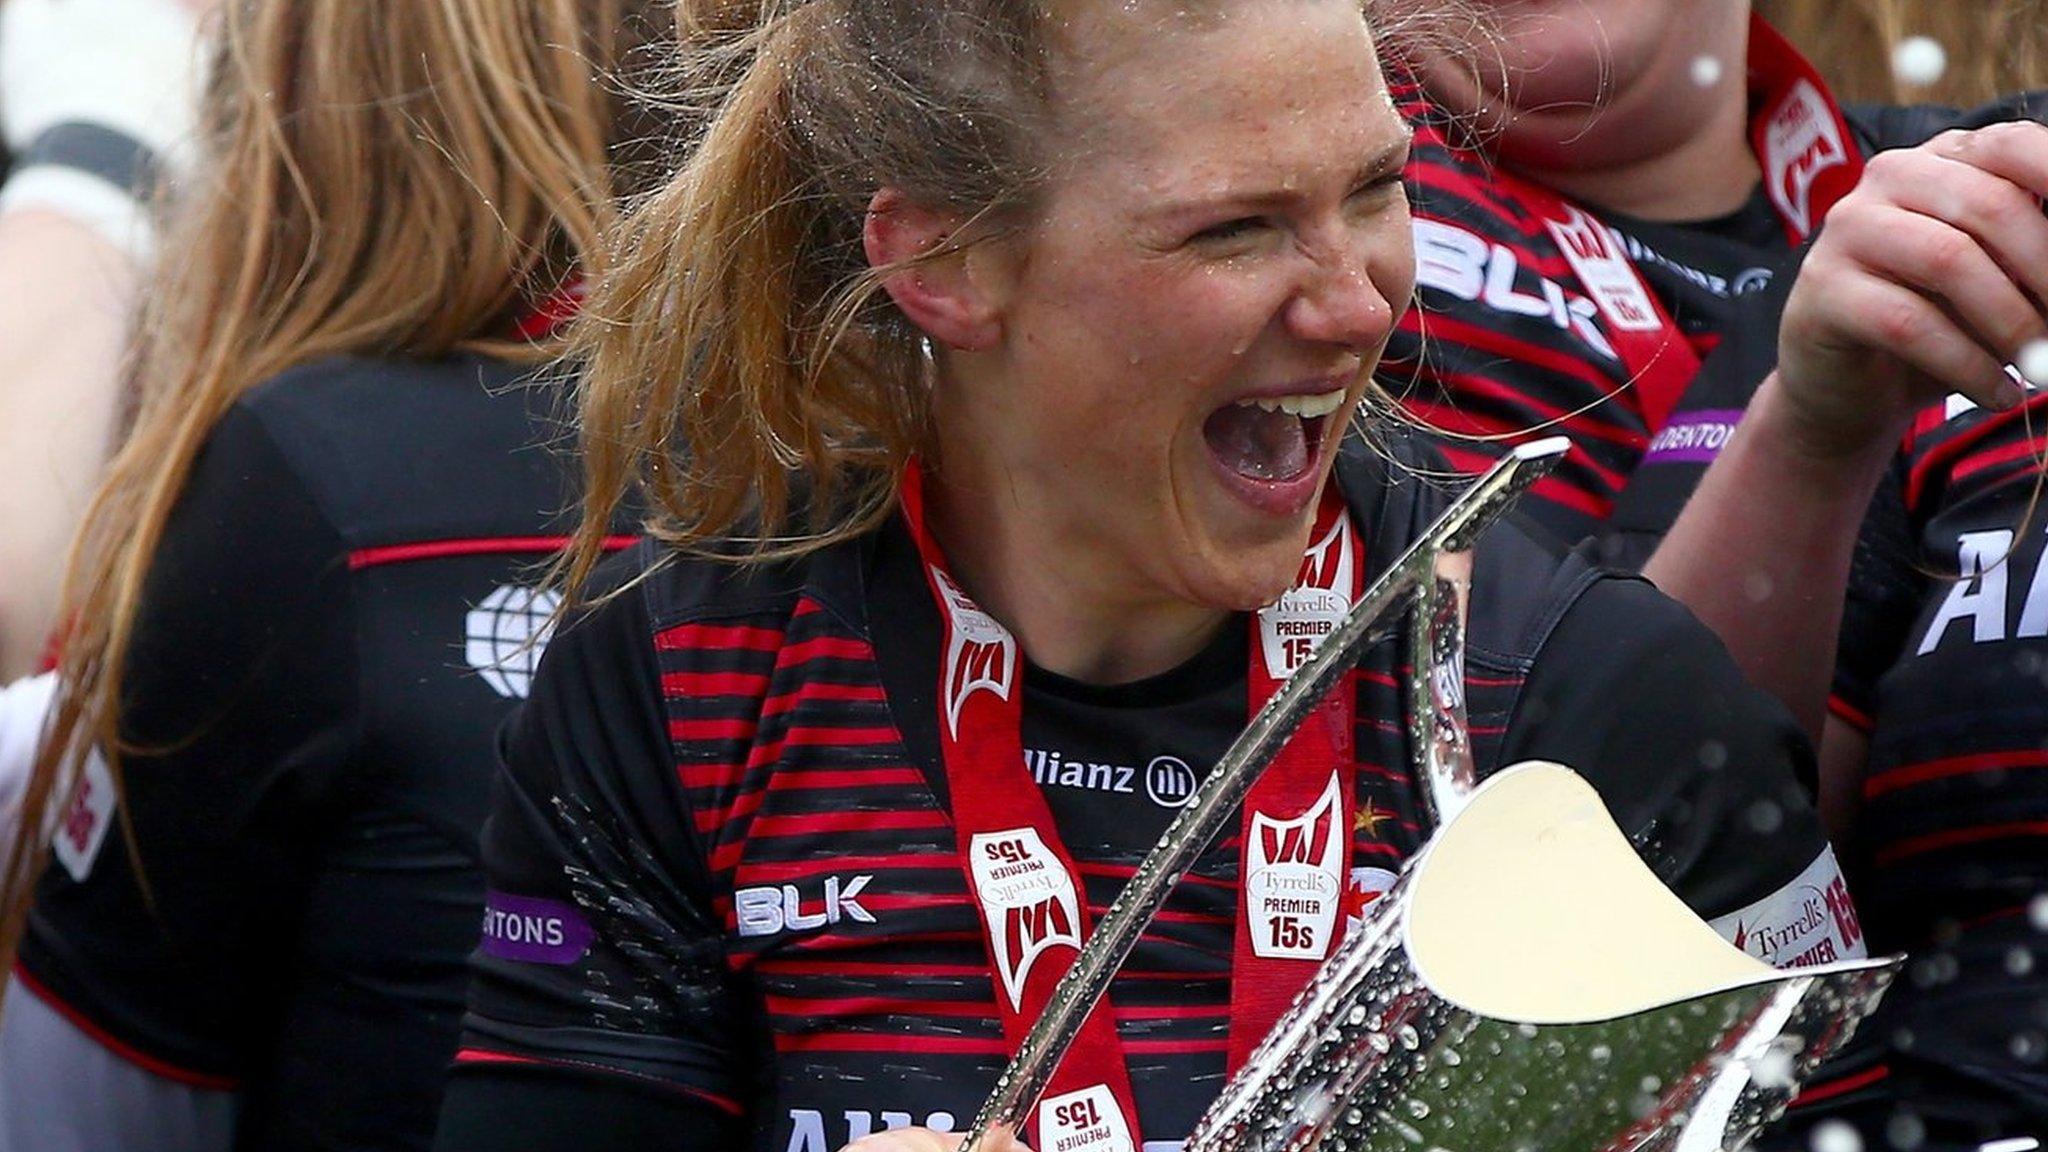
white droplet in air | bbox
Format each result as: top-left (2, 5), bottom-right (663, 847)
top-left (2019, 339), bottom-right (2048, 388)
top-left (2028, 891), bottom-right (2048, 932)
top-left (1891, 36), bottom-right (1948, 89)
top-left (1690, 55), bottom-right (1725, 87)
top-left (1751, 1046), bottom-right (1797, 1089)
top-left (1883, 1110), bottom-right (1927, 1152)
top-left (1809, 1119), bottom-right (1864, 1152)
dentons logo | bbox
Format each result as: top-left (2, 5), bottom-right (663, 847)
top-left (465, 584), bottom-right (562, 698)
top-left (933, 567), bottom-right (1016, 736)
top-left (969, 828), bottom-right (1081, 1009)
top-left (1245, 773), bottom-right (1346, 960)
top-left (735, 874), bottom-right (876, 938)
top-left (1259, 516), bottom-right (1354, 678)
top-left (1763, 78), bottom-right (1847, 238)
top-left (1024, 749), bottom-right (1198, 810)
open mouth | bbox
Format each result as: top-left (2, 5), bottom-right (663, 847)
top-left (1201, 388), bottom-right (1348, 484)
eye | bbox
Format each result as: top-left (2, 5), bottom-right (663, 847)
top-left (1346, 171), bottom-right (1408, 208)
top-left (1189, 216), bottom-right (1271, 247)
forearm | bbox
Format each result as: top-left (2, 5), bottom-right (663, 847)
top-left (0, 210), bottom-right (136, 678)
top-left (1642, 376), bottom-right (1897, 742)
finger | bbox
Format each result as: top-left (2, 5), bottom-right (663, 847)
top-left (1838, 205), bottom-right (2048, 364)
top-left (1871, 148), bottom-right (2048, 318)
top-left (1917, 121), bottom-right (2048, 202)
top-left (1794, 269), bottom-right (2016, 408)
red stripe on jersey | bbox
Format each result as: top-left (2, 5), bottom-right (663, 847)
top-left (1075, 861), bottom-right (1234, 891)
top-left (765, 994), bottom-right (995, 1020)
top-left (765, 766), bottom-right (928, 792)
top-left (1123, 1038), bottom-right (1230, 1054)
top-left (670, 717), bottom-right (759, 742)
top-left (1905, 400), bottom-right (2045, 510)
top-left (1406, 313), bottom-right (1629, 399)
top-left (1949, 436), bottom-right (2048, 488)
top-left (657, 621), bottom-right (787, 652)
top-left (1112, 1002), bottom-right (1231, 1021)
top-left (1874, 820), bottom-right (2048, 867)
top-left (1827, 694), bottom-right (1873, 734)
top-left (763, 681), bottom-right (888, 717)
top-left (762, 959), bottom-right (998, 978)
top-left (734, 853), bottom-right (962, 881)
top-left (13, 964), bottom-right (241, 1091)
top-left (1786, 1063), bottom-right (1890, 1108)
top-left (747, 809), bottom-right (953, 838)
top-left (1865, 749), bottom-right (2048, 799)
top-left (662, 670), bottom-right (772, 697)
top-left (678, 761), bottom-right (752, 791)
top-left (1417, 370), bottom-right (1652, 450)
top-left (776, 635), bottom-right (877, 666)
top-left (1435, 445), bottom-right (1613, 520)
top-left (781, 725), bottom-right (901, 747)
top-left (452, 1047), bottom-right (744, 1115)
top-left (775, 1032), bottom-right (1010, 1055)
top-left (347, 534), bottom-right (634, 570)
top-left (759, 958), bottom-right (1217, 982)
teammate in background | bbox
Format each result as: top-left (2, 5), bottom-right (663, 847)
top-left (0, 0), bottom-right (211, 682)
top-left (433, 2), bottom-right (1869, 1149)
top-left (1758, 0), bottom-right (2048, 105)
top-left (1383, 0), bottom-right (2038, 593)
top-left (0, 2), bottom-right (652, 1148)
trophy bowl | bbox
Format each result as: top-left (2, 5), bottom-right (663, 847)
top-left (1187, 761), bottom-right (1901, 1152)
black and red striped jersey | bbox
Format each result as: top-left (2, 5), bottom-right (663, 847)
top-left (1384, 77), bottom-right (1786, 544)
top-left (1385, 84), bottom-right (2028, 548)
top-left (439, 433), bottom-right (1845, 1152)
top-left (11, 354), bottom-right (625, 1151)
top-left (1836, 390), bottom-right (2048, 942)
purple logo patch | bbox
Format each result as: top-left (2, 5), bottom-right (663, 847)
top-left (1644, 408), bottom-right (1743, 465)
top-left (481, 891), bottom-right (594, 965)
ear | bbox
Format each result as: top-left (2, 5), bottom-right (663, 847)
top-left (864, 187), bottom-right (1006, 352)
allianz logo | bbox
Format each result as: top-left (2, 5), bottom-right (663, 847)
top-left (1024, 748), bottom-right (1200, 810)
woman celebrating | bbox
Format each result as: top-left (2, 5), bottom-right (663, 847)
top-left (0, 1), bottom-right (648, 1148)
top-left (437, 2), bottom-right (1858, 1149)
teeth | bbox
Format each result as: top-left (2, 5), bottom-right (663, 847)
top-left (1239, 389), bottom-right (1347, 419)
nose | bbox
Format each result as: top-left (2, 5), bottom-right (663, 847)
top-left (1283, 232), bottom-right (1408, 353)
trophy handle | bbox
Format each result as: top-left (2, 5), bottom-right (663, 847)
top-left (959, 438), bottom-right (1569, 1152)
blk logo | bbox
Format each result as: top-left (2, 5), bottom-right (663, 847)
top-left (735, 875), bottom-right (876, 938)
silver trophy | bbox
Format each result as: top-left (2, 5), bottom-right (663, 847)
top-left (961, 438), bottom-right (1901, 1152)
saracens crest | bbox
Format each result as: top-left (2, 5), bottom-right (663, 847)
top-left (1245, 773), bottom-right (1346, 960)
top-left (969, 828), bottom-right (1084, 1010)
top-left (933, 566), bottom-right (1018, 737)
top-left (1258, 513), bottom-right (1355, 680)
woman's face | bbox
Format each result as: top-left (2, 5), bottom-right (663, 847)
top-left (939, 0), bottom-right (1414, 615)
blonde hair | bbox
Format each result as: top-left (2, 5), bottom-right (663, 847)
top-left (563, 0), bottom-right (1058, 597)
top-left (0, 0), bottom-right (648, 967)
top-left (1758, 0), bottom-right (2048, 105)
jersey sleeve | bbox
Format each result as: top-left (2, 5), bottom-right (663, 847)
top-left (442, 567), bottom-right (755, 1138)
top-left (1502, 574), bottom-right (1867, 968)
top-left (1830, 453), bottom-right (1922, 732)
top-left (15, 403), bottom-right (358, 1086)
